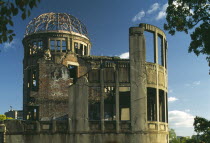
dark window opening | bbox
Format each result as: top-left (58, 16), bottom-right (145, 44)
top-left (165, 40), bottom-right (167, 68)
top-left (27, 69), bottom-right (31, 88)
top-left (158, 34), bottom-right (163, 66)
top-left (84, 45), bottom-right (87, 55)
top-left (32, 70), bottom-right (37, 90)
top-left (74, 42), bottom-right (78, 54)
top-left (147, 87), bottom-right (157, 121)
top-left (119, 87), bottom-right (130, 121)
top-left (159, 90), bottom-right (165, 122)
top-left (26, 106), bottom-right (39, 121)
top-left (68, 65), bottom-right (77, 79)
top-left (104, 68), bottom-right (115, 83)
top-left (104, 87), bottom-right (116, 121)
top-left (145, 31), bottom-right (155, 63)
top-left (89, 87), bottom-right (101, 120)
top-left (88, 69), bottom-right (100, 82)
top-left (80, 44), bottom-right (83, 55)
top-left (38, 41), bottom-right (43, 49)
top-left (62, 40), bottom-right (66, 52)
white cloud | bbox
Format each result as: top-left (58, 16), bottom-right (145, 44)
top-left (193, 81), bottom-right (200, 85)
top-left (147, 3), bottom-right (160, 14)
top-left (156, 3), bottom-right (168, 20)
top-left (168, 97), bottom-right (178, 102)
top-left (119, 52), bottom-right (129, 59)
top-left (132, 10), bottom-right (145, 22)
top-left (185, 81), bottom-right (201, 87)
top-left (3, 40), bottom-right (16, 51)
top-left (169, 110), bottom-right (194, 128)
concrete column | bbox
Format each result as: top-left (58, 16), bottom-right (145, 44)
top-left (52, 120), bottom-right (56, 133)
top-left (100, 68), bottom-right (105, 131)
top-left (74, 77), bottom-right (89, 132)
top-left (115, 68), bottom-right (120, 132)
top-left (129, 27), bottom-right (147, 132)
top-left (36, 121), bottom-right (41, 133)
top-left (68, 84), bottom-right (75, 133)
top-left (48, 38), bottom-right (50, 49)
top-left (155, 30), bottom-right (160, 131)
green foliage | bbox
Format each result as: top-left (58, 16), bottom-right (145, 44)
top-left (0, 115), bottom-right (14, 120)
top-left (164, 0), bottom-right (210, 64)
top-left (169, 129), bottom-right (180, 143)
top-left (194, 116), bottom-right (210, 142)
top-left (0, 115), bottom-right (6, 121)
top-left (0, 0), bottom-right (40, 44)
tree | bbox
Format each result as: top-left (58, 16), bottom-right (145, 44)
top-left (164, 0), bottom-right (210, 70)
top-left (0, 0), bottom-right (40, 44)
top-left (0, 114), bottom-right (13, 121)
top-left (193, 116), bottom-right (210, 142)
top-left (169, 129), bottom-right (180, 143)
top-left (0, 115), bottom-right (6, 121)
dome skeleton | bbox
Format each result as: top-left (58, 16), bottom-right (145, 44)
top-left (25, 13), bottom-right (88, 37)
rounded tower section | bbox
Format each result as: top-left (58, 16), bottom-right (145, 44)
top-left (22, 13), bottom-right (91, 120)
top-left (129, 23), bottom-right (168, 143)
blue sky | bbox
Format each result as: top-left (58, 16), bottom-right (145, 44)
top-left (0, 0), bottom-right (209, 136)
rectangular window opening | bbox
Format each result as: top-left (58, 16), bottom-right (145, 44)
top-left (158, 35), bottom-right (163, 66)
top-left (50, 40), bottom-right (55, 51)
top-left (147, 87), bottom-right (157, 121)
top-left (38, 41), bottom-right (43, 49)
top-left (27, 69), bottom-right (31, 88)
top-left (165, 40), bottom-right (167, 68)
top-left (88, 87), bottom-right (101, 121)
top-left (119, 87), bottom-right (130, 121)
top-left (68, 65), bottom-right (77, 79)
top-left (159, 90), bottom-right (165, 122)
top-left (31, 69), bottom-right (38, 91)
top-left (62, 40), bottom-right (67, 52)
top-left (104, 87), bottom-right (116, 121)
top-left (79, 44), bottom-right (83, 55)
top-left (74, 42), bottom-right (78, 54)
top-left (84, 45), bottom-right (87, 55)
top-left (145, 31), bottom-right (155, 63)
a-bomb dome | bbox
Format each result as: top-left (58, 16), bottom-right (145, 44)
top-left (25, 12), bottom-right (88, 37)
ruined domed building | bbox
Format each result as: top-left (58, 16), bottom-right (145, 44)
top-left (0, 13), bottom-right (169, 143)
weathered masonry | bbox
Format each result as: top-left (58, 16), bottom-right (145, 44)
top-left (0, 13), bottom-right (169, 143)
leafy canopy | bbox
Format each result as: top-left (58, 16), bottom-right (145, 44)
top-left (194, 116), bottom-right (210, 142)
top-left (0, 0), bottom-right (40, 44)
top-left (164, 0), bottom-right (210, 63)
top-left (0, 114), bottom-right (13, 120)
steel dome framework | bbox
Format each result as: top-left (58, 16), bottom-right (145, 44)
top-left (25, 13), bottom-right (88, 37)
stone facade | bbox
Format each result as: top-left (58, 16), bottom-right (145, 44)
top-left (0, 13), bottom-right (169, 143)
